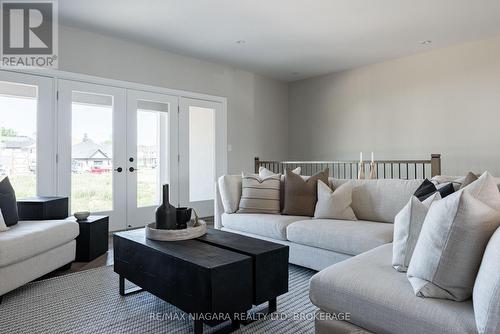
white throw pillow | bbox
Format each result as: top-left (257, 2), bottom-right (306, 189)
top-left (0, 209), bottom-right (9, 232)
top-left (217, 175), bottom-right (242, 213)
top-left (237, 174), bottom-right (281, 214)
top-left (313, 180), bottom-right (357, 220)
top-left (462, 171), bottom-right (500, 211)
top-left (473, 227), bottom-right (500, 334)
top-left (407, 188), bottom-right (500, 301)
top-left (392, 193), bottom-right (441, 272)
top-left (259, 166), bottom-right (301, 178)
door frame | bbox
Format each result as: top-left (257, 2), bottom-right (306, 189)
top-left (179, 97), bottom-right (227, 217)
top-left (126, 89), bottom-right (179, 228)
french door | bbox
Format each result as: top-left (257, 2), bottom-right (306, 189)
top-left (0, 71), bottom-right (55, 197)
top-left (179, 98), bottom-right (225, 218)
top-left (57, 80), bottom-right (128, 231)
top-left (126, 90), bottom-right (178, 228)
top-left (2, 70), bottom-right (227, 231)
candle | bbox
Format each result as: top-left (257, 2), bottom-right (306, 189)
top-left (371, 152), bottom-right (374, 163)
top-left (360, 152), bottom-right (363, 163)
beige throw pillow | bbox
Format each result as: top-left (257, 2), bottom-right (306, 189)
top-left (237, 174), bottom-right (281, 214)
top-left (392, 193), bottom-right (441, 272)
top-left (407, 174), bottom-right (500, 301)
top-left (0, 209), bottom-right (9, 232)
top-left (283, 169), bottom-right (329, 217)
top-left (313, 180), bottom-right (357, 220)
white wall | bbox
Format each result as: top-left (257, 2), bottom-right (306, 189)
top-left (289, 36), bottom-right (500, 176)
top-left (58, 25), bottom-right (288, 173)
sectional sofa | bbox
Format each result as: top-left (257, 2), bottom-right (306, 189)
top-left (216, 176), bottom-right (422, 271)
top-left (215, 175), bottom-right (500, 334)
top-left (0, 219), bottom-right (79, 300)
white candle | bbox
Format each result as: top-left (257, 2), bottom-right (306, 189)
top-left (360, 152), bottom-right (363, 163)
top-left (371, 152), bottom-right (374, 163)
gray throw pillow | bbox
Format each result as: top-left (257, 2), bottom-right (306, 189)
top-left (392, 193), bottom-right (441, 272)
top-left (283, 169), bottom-right (329, 217)
top-left (473, 227), bottom-right (500, 334)
top-left (407, 173), bottom-right (500, 301)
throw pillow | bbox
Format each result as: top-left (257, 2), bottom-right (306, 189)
top-left (407, 187), bottom-right (500, 301)
top-left (462, 171), bottom-right (500, 211)
top-left (217, 175), bottom-right (242, 213)
top-left (259, 166), bottom-right (301, 178)
top-left (460, 171), bottom-right (479, 189)
top-left (473, 227), bottom-right (500, 334)
top-left (436, 182), bottom-right (455, 198)
top-left (237, 174), bottom-right (281, 214)
top-left (392, 193), bottom-right (441, 272)
top-left (413, 179), bottom-right (436, 201)
top-left (283, 169), bottom-right (329, 217)
top-left (0, 177), bottom-right (19, 227)
top-left (313, 180), bottom-right (357, 220)
top-left (0, 209), bottom-right (9, 232)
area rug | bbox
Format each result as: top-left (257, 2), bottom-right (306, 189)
top-left (0, 265), bottom-right (317, 333)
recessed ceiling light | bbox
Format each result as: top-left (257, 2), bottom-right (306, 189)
top-left (421, 40), bottom-right (432, 45)
top-left (235, 40), bottom-right (246, 44)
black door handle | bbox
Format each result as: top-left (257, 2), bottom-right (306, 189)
top-left (114, 167), bottom-right (123, 173)
top-left (129, 167), bottom-right (135, 172)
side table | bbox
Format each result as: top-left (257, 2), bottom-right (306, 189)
top-left (67, 215), bottom-right (109, 262)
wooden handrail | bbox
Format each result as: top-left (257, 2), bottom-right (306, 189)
top-left (255, 154), bottom-right (441, 179)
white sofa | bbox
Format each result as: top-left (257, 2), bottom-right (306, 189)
top-left (216, 174), bottom-right (500, 334)
top-left (0, 219), bottom-right (79, 300)
top-left (215, 176), bottom-right (423, 271)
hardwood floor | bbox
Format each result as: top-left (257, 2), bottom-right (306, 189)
top-left (43, 217), bottom-right (214, 279)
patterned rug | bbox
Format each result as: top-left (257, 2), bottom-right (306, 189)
top-left (0, 265), bottom-right (317, 333)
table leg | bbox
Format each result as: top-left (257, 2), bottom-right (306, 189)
top-left (268, 298), bottom-right (277, 313)
top-left (194, 319), bottom-right (203, 334)
top-left (119, 275), bottom-right (143, 296)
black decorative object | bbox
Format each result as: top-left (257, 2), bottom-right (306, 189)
top-left (176, 207), bottom-right (192, 230)
top-left (0, 177), bottom-right (19, 226)
top-left (17, 196), bottom-right (68, 221)
top-left (413, 179), bottom-right (437, 201)
top-left (155, 184), bottom-right (177, 230)
top-left (437, 183), bottom-right (456, 198)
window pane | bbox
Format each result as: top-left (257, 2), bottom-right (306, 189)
top-left (137, 101), bottom-right (168, 207)
top-left (0, 81), bottom-right (37, 198)
top-left (71, 91), bottom-right (113, 213)
top-left (189, 106), bottom-right (215, 201)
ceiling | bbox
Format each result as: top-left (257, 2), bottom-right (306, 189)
top-left (59, 0), bottom-right (500, 81)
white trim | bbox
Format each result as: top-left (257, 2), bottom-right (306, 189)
top-left (3, 68), bottom-right (228, 104)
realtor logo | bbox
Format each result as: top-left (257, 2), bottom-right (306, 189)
top-left (1, 0), bottom-right (58, 68)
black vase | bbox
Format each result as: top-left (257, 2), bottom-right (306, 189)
top-left (155, 184), bottom-right (177, 230)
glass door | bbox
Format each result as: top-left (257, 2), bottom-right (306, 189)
top-left (57, 80), bottom-right (127, 231)
top-left (0, 71), bottom-right (55, 197)
top-left (126, 90), bottom-right (178, 228)
top-left (179, 98), bottom-right (225, 218)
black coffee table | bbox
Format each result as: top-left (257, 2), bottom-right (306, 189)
top-left (113, 228), bottom-right (289, 333)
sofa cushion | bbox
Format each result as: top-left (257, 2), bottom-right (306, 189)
top-left (0, 220), bottom-right (79, 267)
top-left (309, 244), bottom-right (477, 334)
top-left (473, 227), bottom-right (500, 334)
top-left (331, 179), bottom-right (423, 223)
top-left (221, 213), bottom-right (308, 240)
top-left (287, 219), bottom-right (393, 256)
